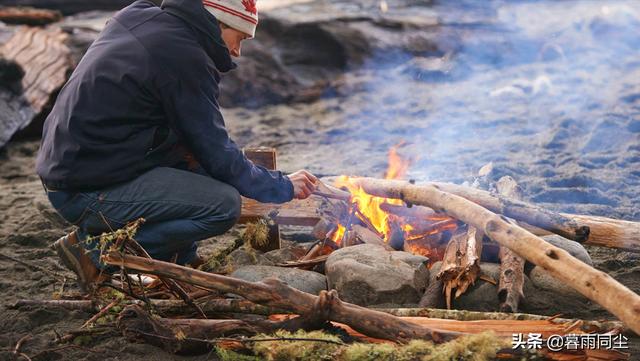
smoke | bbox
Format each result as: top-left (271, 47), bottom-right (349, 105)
top-left (335, 0), bottom-right (640, 217)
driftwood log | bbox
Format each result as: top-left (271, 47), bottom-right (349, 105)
top-left (351, 177), bottom-right (640, 335)
top-left (437, 226), bottom-right (483, 309)
top-left (103, 252), bottom-right (462, 343)
top-left (495, 176), bottom-right (526, 313)
top-left (0, 0), bottom-right (160, 14)
top-left (0, 25), bottom-right (73, 146)
top-left (0, 6), bottom-right (61, 25)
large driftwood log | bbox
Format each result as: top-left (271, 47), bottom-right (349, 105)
top-left (0, 26), bottom-right (73, 146)
top-left (351, 177), bottom-right (640, 335)
top-left (429, 181), bottom-right (640, 252)
top-left (103, 252), bottom-right (461, 343)
top-left (0, 6), bottom-right (61, 25)
top-left (496, 176), bottom-right (526, 313)
top-left (426, 181), bottom-right (590, 242)
top-left (0, 0), bottom-right (159, 15)
top-left (437, 226), bottom-right (483, 309)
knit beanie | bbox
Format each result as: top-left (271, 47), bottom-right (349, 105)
top-left (203, 0), bottom-right (258, 38)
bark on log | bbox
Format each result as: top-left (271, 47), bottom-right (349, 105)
top-left (351, 177), bottom-right (640, 335)
top-left (437, 226), bottom-right (483, 309)
top-left (0, 6), bottom-right (61, 25)
top-left (103, 252), bottom-right (462, 343)
top-left (496, 176), bottom-right (526, 313)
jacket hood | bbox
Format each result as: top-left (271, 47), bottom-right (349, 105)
top-left (161, 0), bottom-right (236, 72)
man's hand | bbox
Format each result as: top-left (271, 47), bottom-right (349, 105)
top-left (288, 170), bottom-right (318, 199)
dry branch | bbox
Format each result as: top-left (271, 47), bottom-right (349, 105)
top-left (351, 177), bottom-right (640, 335)
top-left (437, 226), bottom-right (483, 309)
top-left (103, 252), bottom-right (462, 343)
top-left (496, 176), bottom-right (526, 313)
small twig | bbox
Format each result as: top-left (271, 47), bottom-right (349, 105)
top-left (81, 301), bottom-right (118, 329)
top-left (13, 334), bottom-right (31, 359)
top-left (0, 252), bottom-right (67, 281)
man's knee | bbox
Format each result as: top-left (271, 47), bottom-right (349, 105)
top-left (220, 186), bottom-right (242, 223)
top-left (201, 185), bottom-right (241, 232)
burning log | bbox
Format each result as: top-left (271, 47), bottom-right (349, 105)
top-left (437, 226), bottom-right (483, 309)
top-left (496, 176), bottom-right (526, 313)
top-left (350, 177), bottom-right (640, 335)
top-left (103, 252), bottom-right (462, 343)
top-left (349, 224), bottom-right (393, 250)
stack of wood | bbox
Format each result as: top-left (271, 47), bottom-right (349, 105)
top-left (10, 168), bottom-right (640, 360)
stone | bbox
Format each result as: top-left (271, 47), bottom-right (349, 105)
top-left (225, 248), bottom-right (274, 271)
top-left (541, 235), bottom-right (593, 266)
top-left (230, 265), bottom-right (327, 295)
top-left (528, 266), bottom-right (585, 299)
top-left (263, 245), bottom-right (308, 264)
top-left (451, 262), bottom-right (503, 312)
top-left (325, 244), bottom-right (429, 306)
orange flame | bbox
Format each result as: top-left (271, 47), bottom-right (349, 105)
top-left (332, 144), bottom-right (411, 243)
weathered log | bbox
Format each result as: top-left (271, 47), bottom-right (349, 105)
top-left (564, 214), bottom-right (640, 252)
top-left (103, 252), bottom-right (462, 343)
top-left (496, 176), bottom-right (526, 313)
top-left (0, 25), bottom-right (73, 147)
top-left (428, 181), bottom-right (640, 251)
top-left (372, 307), bottom-right (627, 333)
top-left (425, 181), bottom-right (591, 243)
top-left (437, 225), bottom-right (483, 309)
top-left (350, 177), bottom-right (640, 335)
top-left (0, 0), bottom-right (159, 15)
top-left (0, 6), bottom-right (61, 25)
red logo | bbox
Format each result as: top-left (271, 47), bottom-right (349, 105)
top-left (242, 0), bottom-right (257, 15)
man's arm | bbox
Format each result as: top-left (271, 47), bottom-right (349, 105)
top-left (156, 57), bottom-right (295, 203)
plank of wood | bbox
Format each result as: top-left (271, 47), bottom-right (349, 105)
top-left (239, 196), bottom-right (323, 226)
top-left (244, 147), bottom-right (280, 251)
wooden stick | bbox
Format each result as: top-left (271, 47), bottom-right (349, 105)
top-left (351, 177), bottom-right (640, 335)
top-left (496, 176), bottom-right (526, 313)
top-left (425, 181), bottom-right (590, 243)
top-left (438, 226), bottom-right (483, 309)
top-left (103, 252), bottom-right (462, 343)
top-left (371, 307), bottom-right (626, 333)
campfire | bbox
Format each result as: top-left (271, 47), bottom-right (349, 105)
top-left (320, 145), bottom-right (459, 262)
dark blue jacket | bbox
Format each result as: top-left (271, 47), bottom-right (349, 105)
top-left (36, 0), bottom-right (294, 203)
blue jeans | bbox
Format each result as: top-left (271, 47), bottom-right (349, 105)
top-left (46, 167), bottom-right (241, 267)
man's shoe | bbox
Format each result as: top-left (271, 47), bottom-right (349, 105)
top-left (54, 231), bottom-right (107, 292)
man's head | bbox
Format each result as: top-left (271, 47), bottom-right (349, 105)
top-left (203, 0), bottom-right (257, 57)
